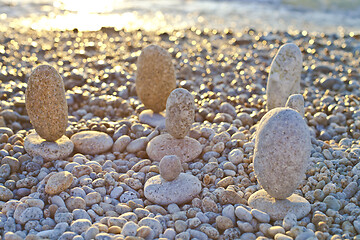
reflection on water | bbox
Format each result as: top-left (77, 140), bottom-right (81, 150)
top-left (0, 0), bottom-right (360, 33)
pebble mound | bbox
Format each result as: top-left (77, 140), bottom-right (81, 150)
top-left (266, 43), bottom-right (302, 110)
top-left (144, 173), bottom-right (201, 205)
top-left (24, 132), bottom-right (74, 161)
top-left (146, 134), bottom-right (202, 162)
top-left (254, 108), bottom-right (311, 199)
top-left (136, 44), bottom-right (176, 113)
top-left (25, 64), bottom-right (68, 141)
top-left (71, 131), bottom-right (113, 155)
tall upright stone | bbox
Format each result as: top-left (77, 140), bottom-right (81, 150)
top-left (266, 43), bottom-right (302, 111)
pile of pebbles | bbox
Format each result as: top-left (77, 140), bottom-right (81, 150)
top-left (0, 26), bottom-right (360, 240)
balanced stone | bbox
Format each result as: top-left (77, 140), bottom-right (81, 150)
top-left (146, 134), bottom-right (202, 162)
top-left (71, 131), bottom-right (113, 155)
top-left (159, 155), bottom-right (181, 181)
top-left (26, 64), bottom-right (68, 141)
top-left (166, 88), bottom-right (195, 139)
top-left (253, 108), bottom-right (311, 199)
top-left (136, 44), bottom-right (176, 113)
top-left (248, 190), bottom-right (311, 220)
top-left (144, 173), bottom-right (201, 205)
top-left (266, 43), bottom-right (302, 110)
top-left (24, 132), bottom-right (74, 161)
top-left (285, 94), bottom-right (305, 117)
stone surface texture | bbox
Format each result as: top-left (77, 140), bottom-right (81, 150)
top-left (266, 43), bottom-right (302, 110)
top-left (136, 44), bottom-right (176, 113)
top-left (45, 171), bottom-right (74, 195)
top-left (254, 108), bottom-right (311, 199)
top-left (166, 88), bottom-right (195, 139)
top-left (146, 134), bottom-right (202, 162)
top-left (24, 132), bottom-right (74, 161)
top-left (26, 64), bottom-right (68, 141)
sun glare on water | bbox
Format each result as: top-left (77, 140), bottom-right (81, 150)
top-left (31, 0), bottom-right (154, 31)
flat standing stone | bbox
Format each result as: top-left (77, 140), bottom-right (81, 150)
top-left (248, 189), bottom-right (311, 221)
top-left (146, 134), bottom-right (202, 162)
top-left (266, 43), bottom-right (302, 110)
top-left (26, 65), bottom-right (68, 141)
top-left (45, 171), bottom-right (74, 195)
top-left (71, 131), bottom-right (113, 155)
top-left (144, 173), bottom-right (201, 206)
top-left (24, 132), bottom-right (74, 161)
top-left (136, 44), bottom-right (176, 113)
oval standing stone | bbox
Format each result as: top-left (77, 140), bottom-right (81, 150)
top-left (166, 88), bottom-right (195, 139)
top-left (266, 43), bottom-right (302, 110)
top-left (26, 65), bottom-right (68, 141)
top-left (254, 108), bottom-right (311, 199)
top-left (136, 45), bottom-right (176, 113)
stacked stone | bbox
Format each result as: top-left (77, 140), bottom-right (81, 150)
top-left (24, 65), bottom-right (74, 161)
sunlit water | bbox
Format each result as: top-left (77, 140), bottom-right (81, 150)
top-left (1, 0), bottom-right (360, 33)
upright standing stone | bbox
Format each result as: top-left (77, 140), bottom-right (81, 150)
top-left (249, 108), bottom-right (311, 220)
top-left (266, 43), bottom-right (302, 111)
top-left (136, 44), bottom-right (176, 113)
top-left (166, 88), bottom-right (195, 139)
top-left (26, 65), bottom-right (68, 141)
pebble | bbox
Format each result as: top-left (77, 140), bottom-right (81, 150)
top-left (159, 155), bottom-right (181, 181)
top-left (18, 207), bottom-right (43, 224)
top-left (138, 217), bottom-right (163, 238)
top-left (323, 195), bottom-right (341, 211)
top-left (136, 44), bottom-right (176, 113)
top-left (45, 171), bottom-right (74, 195)
top-left (25, 64), bottom-right (68, 141)
top-left (70, 219), bottom-right (92, 234)
top-left (251, 209), bottom-right (270, 223)
top-left (1, 156), bottom-right (20, 172)
top-left (235, 206), bottom-right (253, 222)
top-left (122, 221), bottom-right (138, 236)
top-left (216, 216), bottom-right (234, 230)
top-left (253, 108), bottom-right (311, 199)
top-left (126, 137), bottom-right (148, 153)
top-left (165, 88), bottom-right (195, 139)
top-left (283, 212), bottom-right (297, 231)
top-left (71, 131), bottom-right (113, 155)
top-left (266, 43), bottom-right (302, 110)
top-left (112, 135), bottom-right (131, 152)
top-left (146, 134), bottom-right (202, 162)
top-left (24, 133), bottom-right (74, 161)
top-left (268, 226), bottom-right (286, 237)
top-left (228, 149), bottom-right (244, 164)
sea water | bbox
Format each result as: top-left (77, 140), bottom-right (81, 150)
top-left (0, 0), bottom-right (359, 33)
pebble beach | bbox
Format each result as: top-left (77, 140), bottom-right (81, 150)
top-left (1, 1), bottom-right (360, 239)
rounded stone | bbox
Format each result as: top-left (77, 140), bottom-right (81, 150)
top-left (144, 173), bottom-right (201, 206)
top-left (159, 155), bottom-right (181, 181)
top-left (166, 88), bottom-right (195, 139)
top-left (136, 44), bottom-right (176, 113)
top-left (248, 189), bottom-right (311, 221)
top-left (24, 132), bottom-right (74, 161)
top-left (71, 131), bottom-right (113, 155)
top-left (285, 94), bottom-right (305, 117)
top-left (26, 64), bottom-right (68, 141)
top-left (266, 43), bottom-right (302, 110)
top-left (254, 108), bottom-right (311, 199)
top-left (70, 219), bottom-right (92, 234)
top-left (146, 133), bottom-right (202, 163)
top-left (45, 171), bottom-right (74, 195)
top-left (0, 185), bottom-right (13, 201)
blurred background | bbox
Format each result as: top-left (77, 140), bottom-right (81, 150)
top-left (0, 0), bottom-right (360, 33)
